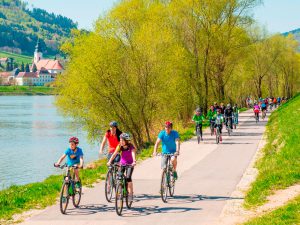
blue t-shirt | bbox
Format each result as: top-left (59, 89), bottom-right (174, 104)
top-left (158, 130), bottom-right (180, 154)
top-left (64, 147), bottom-right (84, 166)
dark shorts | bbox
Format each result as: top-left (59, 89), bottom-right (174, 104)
top-left (119, 166), bottom-right (134, 182)
top-left (107, 153), bottom-right (120, 164)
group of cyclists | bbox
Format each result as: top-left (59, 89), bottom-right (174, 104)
top-left (246, 96), bottom-right (287, 110)
top-left (53, 98), bottom-right (277, 215)
top-left (192, 102), bottom-right (239, 143)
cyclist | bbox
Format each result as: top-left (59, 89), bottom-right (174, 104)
top-left (213, 102), bottom-right (220, 112)
top-left (233, 104), bottom-right (239, 125)
top-left (99, 121), bottom-right (122, 163)
top-left (213, 109), bottom-right (224, 143)
top-left (261, 100), bottom-right (267, 118)
top-left (107, 133), bottom-right (136, 201)
top-left (153, 121), bottom-right (180, 180)
top-left (220, 103), bottom-right (226, 115)
top-left (224, 104), bottom-right (234, 130)
top-left (273, 97), bottom-right (277, 108)
top-left (192, 108), bottom-right (205, 141)
top-left (55, 137), bottom-right (84, 188)
top-left (277, 96), bottom-right (281, 106)
top-left (207, 105), bottom-right (216, 134)
top-left (253, 103), bottom-right (260, 121)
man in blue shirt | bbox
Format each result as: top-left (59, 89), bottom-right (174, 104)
top-left (153, 121), bottom-right (180, 179)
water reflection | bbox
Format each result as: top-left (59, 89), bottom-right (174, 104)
top-left (0, 96), bottom-right (99, 190)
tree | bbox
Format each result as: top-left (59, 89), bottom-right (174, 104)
top-left (25, 63), bottom-right (30, 72)
top-left (32, 63), bottom-right (37, 72)
top-left (21, 62), bottom-right (25, 72)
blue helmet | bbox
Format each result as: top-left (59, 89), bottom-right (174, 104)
top-left (109, 121), bottom-right (118, 127)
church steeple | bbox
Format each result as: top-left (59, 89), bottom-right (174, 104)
top-left (34, 39), bottom-right (43, 64)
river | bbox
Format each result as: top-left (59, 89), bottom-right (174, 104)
top-left (0, 96), bottom-right (100, 190)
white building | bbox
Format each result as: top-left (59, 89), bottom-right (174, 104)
top-left (16, 71), bottom-right (54, 86)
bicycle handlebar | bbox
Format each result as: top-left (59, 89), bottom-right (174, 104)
top-left (54, 163), bottom-right (79, 169)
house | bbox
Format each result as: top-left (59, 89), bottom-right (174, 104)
top-left (0, 57), bottom-right (8, 64)
top-left (0, 72), bottom-right (15, 85)
top-left (16, 71), bottom-right (54, 86)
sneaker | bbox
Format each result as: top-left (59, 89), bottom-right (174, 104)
top-left (173, 171), bottom-right (178, 180)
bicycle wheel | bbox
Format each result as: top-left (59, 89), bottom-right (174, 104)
top-left (168, 170), bottom-right (175, 197)
top-left (160, 170), bottom-right (168, 203)
top-left (115, 182), bottom-right (124, 216)
top-left (105, 170), bottom-right (114, 202)
top-left (196, 127), bottom-right (200, 144)
top-left (125, 191), bottom-right (133, 209)
top-left (216, 128), bottom-right (220, 144)
top-left (210, 124), bottom-right (214, 136)
top-left (72, 182), bottom-right (82, 208)
top-left (60, 182), bottom-right (69, 214)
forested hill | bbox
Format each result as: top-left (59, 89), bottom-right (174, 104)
top-left (0, 0), bottom-right (77, 56)
top-left (283, 28), bottom-right (300, 43)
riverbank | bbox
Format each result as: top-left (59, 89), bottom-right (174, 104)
top-left (0, 86), bottom-right (55, 95)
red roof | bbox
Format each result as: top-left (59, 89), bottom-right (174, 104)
top-left (16, 72), bottom-right (38, 78)
top-left (0, 72), bottom-right (11, 78)
top-left (0, 57), bottom-right (8, 62)
top-left (35, 60), bottom-right (64, 71)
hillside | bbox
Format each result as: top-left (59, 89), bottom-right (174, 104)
top-left (0, 51), bottom-right (32, 64)
top-left (0, 0), bottom-right (77, 56)
top-left (283, 28), bottom-right (300, 43)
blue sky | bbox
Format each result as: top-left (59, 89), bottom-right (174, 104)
top-left (24, 0), bottom-right (300, 33)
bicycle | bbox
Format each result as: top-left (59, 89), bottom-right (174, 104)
top-left (115, 165), bottom-right (134, 216)
top-left (233, 114), bottom-right (238, 129)
top-left (254, 112), bottom-right (259, 123)
top-left (225, 117), bottom-right (232, 136)
top-left (210, 120), bottom-right (215, 136)
top-left (160, 153), bottom-right (177, 203)
top-left (195, 123), bottom-right (202, 144)
top-left (105, 163), bottom-right (119, 202)
top-left (262, 109), bottom-right (267, 120)
top-left (215, 124), bottom-right (221, 144)
top-left (54, 164), bottom-right (82, 214)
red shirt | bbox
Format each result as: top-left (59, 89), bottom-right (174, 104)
top-left (105, 131), bottom-right (119, 153)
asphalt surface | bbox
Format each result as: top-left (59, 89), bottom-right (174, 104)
top-left (21, 110), bottom-right (268, 225)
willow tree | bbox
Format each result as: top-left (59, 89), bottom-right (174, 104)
top-left (56, 0), bottom-right (186, 149)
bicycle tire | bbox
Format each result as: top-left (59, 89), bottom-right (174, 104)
top-left (216, 128), bottom-right (220, 144)
top-left (105, 170), bottom-right (114, 202)
top-left (161, 170), bottom-right (168, 203)
top-left (196, 127), bottom-right (200, 144)
top-left (126, 193), bottom-right (133, 209)
top-left (115, 182), bottom-right (124, 216)
top-left (168, 170), bottom-right (175, 197)
top-left (72, 183), bottom-right (82, 208)
top-left (60, 182), bottom-right (69, 214)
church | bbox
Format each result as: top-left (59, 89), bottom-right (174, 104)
top-left (16, 40), bottom-right (64, 86)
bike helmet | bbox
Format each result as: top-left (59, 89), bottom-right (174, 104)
top-left (227, 103), bottom-right (231, 108)
top-left (69, 136), bottom-right (79, 144)
top-left (165, 121), bottom-right (173, 128)
top-left (120, 133), bottom-right (131, 141)
top-left (109, 121), bottom-right (118, 127)
top-left (196, 108), bottom-right (201, 113)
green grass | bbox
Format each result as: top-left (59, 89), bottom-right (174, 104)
top-left (0, 51), bottom-right (32, 64)
top-left (0, 122), bottom-right (202, 222)
top-left (240, 107), bottom-right (248, 112)
top-left (244, 194), bottom-right (300, 225)
top-left (244, 94), bottom-right (300, 208)
top-left (0, 159), bottom-right (107, 221)
top-left (0, 86), bottom-right (55, 95)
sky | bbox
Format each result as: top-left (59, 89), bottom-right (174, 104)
top-left (24, 0), bottom-right (300, 33)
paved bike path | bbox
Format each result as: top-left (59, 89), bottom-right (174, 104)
top-left (21, 110), bottom-right (268, 225)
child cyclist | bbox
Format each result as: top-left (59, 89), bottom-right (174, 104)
top-left (192, 108), bottom-right (205, 141)
top-left (54, 137), bottom-right (84, 188)
top-left (107, 133), bottom-right (136, 201)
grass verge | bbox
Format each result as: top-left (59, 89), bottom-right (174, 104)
top-left (0, 86), bottom-right (55, 95)
top-left (244, 194), bottom-right (300, 225)
top-left (244, 94), bottom-right (300, 208)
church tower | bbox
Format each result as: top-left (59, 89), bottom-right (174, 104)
top-left (34, 39), bottom-right (43, 64)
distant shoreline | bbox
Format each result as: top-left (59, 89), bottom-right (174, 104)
top-left (0, 86), bottom-right (55, 96)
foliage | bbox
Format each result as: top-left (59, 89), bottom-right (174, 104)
top-left (0, 0), bottom-right (77, 55)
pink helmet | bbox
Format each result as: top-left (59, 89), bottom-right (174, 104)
top-left (69, 136), bottom-right (79, 144)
